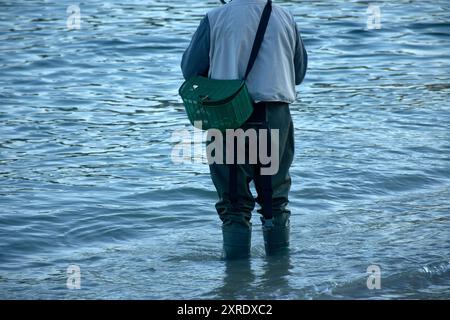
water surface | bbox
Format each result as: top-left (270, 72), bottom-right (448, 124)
top-left (0, 0), bottom-right (449, 299)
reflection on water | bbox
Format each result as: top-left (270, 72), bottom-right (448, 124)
top-left (217, 260), bottom-right (256, 299)
top-left (258, 254), bottom-right (293, 299)
top-left (214, 253), bottom-right (292, 300)
top-left (0, 0), bottom-right (450, 299)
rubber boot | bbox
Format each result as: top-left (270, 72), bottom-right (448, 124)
top-left (262, 217), bottom-right (290, 256)
top-left (222, 223), bottom-right (251, 260)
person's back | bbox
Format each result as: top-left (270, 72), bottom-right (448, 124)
top-left (181, 0), bottom-right (307, 259)
top-left (207, 0), bottom-right (306, 102)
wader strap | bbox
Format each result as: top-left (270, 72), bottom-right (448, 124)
top-left (229, 140), bottom-right (238, 208)
top-left (254, 104), bottom-right (273, 221)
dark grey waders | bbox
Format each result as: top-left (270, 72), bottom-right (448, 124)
top-left (207, 1), bottom-right (291, 259)
top-left (216, 103), bottom-right (292, 259)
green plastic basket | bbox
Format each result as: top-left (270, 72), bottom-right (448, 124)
top-left (179, 76), bottom-right (254, 131)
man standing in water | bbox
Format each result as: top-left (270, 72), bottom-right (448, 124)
top-left (181, 0), bottom-right (307, 259)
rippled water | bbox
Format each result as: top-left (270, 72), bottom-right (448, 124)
top-left (1, 0), bottom-right (449, 299)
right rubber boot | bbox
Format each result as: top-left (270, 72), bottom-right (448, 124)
top-left (222, 223), bottom-right (251, 260)
top-left (262, 215), bottom-right (290, 256)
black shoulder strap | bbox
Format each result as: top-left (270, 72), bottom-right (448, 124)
top-left (244, 0), bottom-right (272, 80)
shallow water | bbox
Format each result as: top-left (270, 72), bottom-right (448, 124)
top-left (1, 0), bottom-right (449, 299)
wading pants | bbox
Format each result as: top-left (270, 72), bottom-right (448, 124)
top-left (209, 102), bottom-right (294, 228)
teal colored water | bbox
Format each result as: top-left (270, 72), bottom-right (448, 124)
top-left (0, 0), bottom-right (449, 299)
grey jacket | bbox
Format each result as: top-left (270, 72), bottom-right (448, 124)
top-left (181, 0), bottom-right (307, 104)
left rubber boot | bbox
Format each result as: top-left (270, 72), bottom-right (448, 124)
top-left (222, 222), bottom-right (251, 260)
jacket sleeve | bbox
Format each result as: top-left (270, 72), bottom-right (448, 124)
top-left (181, 15), bottom-right (210, 79)
top-left (294, 23), bottom-right (307, 86)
